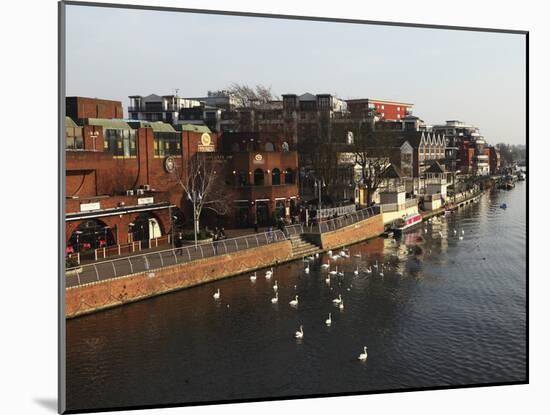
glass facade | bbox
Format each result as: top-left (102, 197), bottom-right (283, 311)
top-left (153, 132), bottom-right (181, 157)
top-left (104, 129), bottom-right (137, 158)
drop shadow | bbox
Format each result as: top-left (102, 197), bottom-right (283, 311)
top-left (34, 398), bottom-right (57, 413)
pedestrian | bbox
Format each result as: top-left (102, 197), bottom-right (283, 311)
top-left (213, 232), bottom-right (218, 255)
top-left (220, 227), bottom-right (226, 239)
top-left (254, 219), bottom-right (259, 233)
top-left (175, 232), bottom-right (183, 256)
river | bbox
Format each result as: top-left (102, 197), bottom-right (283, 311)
top-left (66, 182), bottom-right (527, 411)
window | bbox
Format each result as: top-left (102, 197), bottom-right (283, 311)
top-left (265, 142), bottom-right (275, 152)
top-left (154, 132), bottom-right (181, 157)
top-left (104, 129), bottom-right (137, 158)
top-left (272, 168), bottom-right (281, 185)
top-left (66, 128), bottom-right (83, 150)
top-left (284, 168), bottom-right (294, 184)
top-left (254, 169), bottom-right (264, 186)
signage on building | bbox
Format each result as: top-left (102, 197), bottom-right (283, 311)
top-left (253, 154), bottom-right (264, 164)
top-left (80, 202), bottom-right (101, 212)
top-left (198, 133), bottom-right (215, 152)
top-left (138, 197), bottom-right (154, 205)
top-left (338, 152), bottom-right (356, 165)
top-left (164, 156), bottom-right (176, 173)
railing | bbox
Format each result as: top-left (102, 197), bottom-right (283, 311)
top-left (285, 224), bottom-right (304, 236)
top-left (65, 230), bottom-right (286, 288)
top-left (92, 235), bottom-right (172, 262)
top-left (315, 206), bottom-right (380, 233)
top-left (315, 204), bottom-right (357, 220)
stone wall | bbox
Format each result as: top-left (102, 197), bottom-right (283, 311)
top-left (318, 214), bottom-right (384, 250)
top-left (66, 239), bottom-right (293, 318)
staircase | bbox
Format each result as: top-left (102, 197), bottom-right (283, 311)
top-left (289, 235), bottom-right (321, 258)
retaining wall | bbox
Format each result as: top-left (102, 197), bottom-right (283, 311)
top-left (66, 239), bottom-right (293, 318)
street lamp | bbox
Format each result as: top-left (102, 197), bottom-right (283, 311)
top-left (75, 230), bottom-right (83, 253)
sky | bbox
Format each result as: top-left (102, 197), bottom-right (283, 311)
top-left (65, 4), bottom-right (526, 145)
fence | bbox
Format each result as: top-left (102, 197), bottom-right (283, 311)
top-left (92, 235), bottom-right (172, 262)
top-left (66, 230), bottom-right (286, 288)
top-left (316, 204), bottom-right (357, 220)
top-left (315, 206), bottom-right (380, 233)
top-left (285, 224), bottom-right (304, 237)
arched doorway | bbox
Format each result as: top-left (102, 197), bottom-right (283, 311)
top-left (69, 219), bottom-right (114, 254)
top-left (272, 168), bottom-right (281, 185)
top-left (254, 168), bottom-right (265, 186)
top-left (131, 212), bottom-right (163, 242)
top-left (284, 168), bottom-right (295, 184)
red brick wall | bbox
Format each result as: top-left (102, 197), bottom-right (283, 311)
top-left (319, 214), bottom-right (384, 250)
top-left (66, 97), bottom-right (123, 120)
top-left (370, 101), bottom-right (411, 121)
top-left (65, 239), bottom-right (293, 318)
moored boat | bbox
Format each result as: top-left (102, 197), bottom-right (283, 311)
top-left (391, 213), bottom-right (423, 234)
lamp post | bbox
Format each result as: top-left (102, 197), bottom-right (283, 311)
top-left (75, 230), bottom-right (83, 253)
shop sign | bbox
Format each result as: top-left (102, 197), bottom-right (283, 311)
top-left (198, 133), bottom-right (215, 152)
top-left (253, 154), bottom-right (264, 164)
top-left (138, 197), bottom-right (154, 205)
top-left (80, 202), bottom-right (100, 212)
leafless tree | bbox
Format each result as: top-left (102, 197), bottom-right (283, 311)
top-left (173, 153), bottom-right (234, 246)
top-left (351, 122), bottom-right (393, 205)
top-left (227, 83), bottom-right (279, 108)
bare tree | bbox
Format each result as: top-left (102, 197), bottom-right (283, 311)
top-left (173, 153), bottom-right (234, 246)
top-left (351, 123), bottom-right (393, 205)
top-left (227, 83), bottom-right (279, 108)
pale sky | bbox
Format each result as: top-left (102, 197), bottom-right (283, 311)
top-left (65, 4), bottom-right (526, 145)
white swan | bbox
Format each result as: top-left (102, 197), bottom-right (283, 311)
top-left (213, 288), bottom-right (220, 300)
top-left (337, 269), bottom-right (344, 277)
top-left (353, 253), bottom-right (361, 258)
top-left (295, 325), bottom-right (304, 339)
top-left (321, 260), bottom-right (330, 269)
top-left (271, 292), bottom-right (278, 304)
top-left (265, 268), bottom-right (273, 279)
top-left (315, 253), bottom-right (319, 258)
top-left (379, 266), bottom-right (384, 277)
top-left (289, 295), bottom-right (299, 306)
top-left (459, 236), bottom-right (463, 241)
top-left (339, 299), bottom-right (344, 310)
top-left (250, 272), bottom-right (257, 282)
top-left (304, 264), bottom-right (310, 274)
top-left (325, 274), bottom-right (331, 284)
top-left (354, 266), bottom-right (359, 276)
top-left (366, 266), bottom-right (372, 274)
top-left (325, 313), bottom-right (332, 326)
top-left (329, 266), bottom-right (338, 276)
top-left (328, 250), bottom-right (333, 256)
top-left (461, 229), bottom-right (465, 235)
top-left (453, 229), bottom-right (457, 235)
top-left (332, 294), bottom-right (342, 305)
top-left (358, 346), bottom-right (368, 361)
top-left (373, 260), bottom-right (379, 269)
top-left (273, 280), bottom-right (278, 292)
top-left (306, 255), bottom-right (315, 261)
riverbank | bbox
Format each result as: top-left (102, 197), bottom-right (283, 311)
top-left (66, 213), bottom-right (384, 318)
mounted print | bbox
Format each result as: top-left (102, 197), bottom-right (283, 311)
top-left (59, 1), bottom-right (528, 413)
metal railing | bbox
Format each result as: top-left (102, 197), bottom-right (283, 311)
top-left (285, 224), bottom-right (304, 236)
top-left (315, 203), bottom-right (357, 220)
top-left (66, 230), bottom-right (286, 288)
top-left (315, 206), bottom-right (380, 233)
top-left (379, 198), bottom-right (418, 213)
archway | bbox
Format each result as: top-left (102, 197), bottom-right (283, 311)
top-left (131, 212), bottom-right (163, 242)
top-left (254, 168), bottom-right (265, 186)
top-left (284, 168), bottom-right (295, 184)
top-left (265, 141), bottom-right (275, 152)
top-left (272, 168), bottom-right (281, 185)
top-left (68, 219), bottom-right (114, 253)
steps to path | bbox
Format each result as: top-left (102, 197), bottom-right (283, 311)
top-left (289, 235), bottom-right (321, 258)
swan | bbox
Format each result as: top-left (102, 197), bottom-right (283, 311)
top-left (424, 228), bottom-right (428, 234)
top-left (273, 280), bottom-right (278, 292)
top-left (295, 325), bottom-right (304, 339)
top-left (250, 272), bottom-right (257, 282)
top-left (271, 292), bottom-right (278, 304)
top-left (306, 255), bottom-right (315, 261)
top-left (366, 266), bottom-right (372, 274)
top-left (453, 229), bottom-right (457, 235)
top-left (373, 260), bottom-right (379, 269)
top-left (354, 266), bottom-right (359, 276)
top-left (331, 254), bottom-right (340, 261)
top-left (339, 299), bottom-right (344, 310)
top-left (353, 253), bottom-right (361, 258)
top-left (289, 295), bottom-right (299, 306)
top-left (358, 346), bottom-right (368, 361)
top-left (315, 252), bottom-right (319, 258)
top-left (337, 269), bottom-right (344, 277)
top-left (328, 250), bottom-right (333, 256)
top-left (329, 266), bottom-right (338, 276)
top-left (438, 231), bottom-right (443, 238)
top-left (325, 274), bottom-right (331, 284)
top-left (265, 268), bottom-right (273, 279)
top-left (332, 294), bottom-right (342, 305)
top-left (459, 236), bottom-right (463, 241)
top-left (379, 266), bottom-right (384, 277)
top-left (461, 229), bottom-right (465, 235)
top-left (325, 313), bottom-right (332, 326)
top-left (213, 288), bottom-right (220, 300)
top-left (321, 260), bottom-right (330, 269)
top-left (304, 264), bottom-right (310, 274)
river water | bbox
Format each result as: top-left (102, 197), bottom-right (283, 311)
top-left (66, 183), bottom-right (527, 411)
